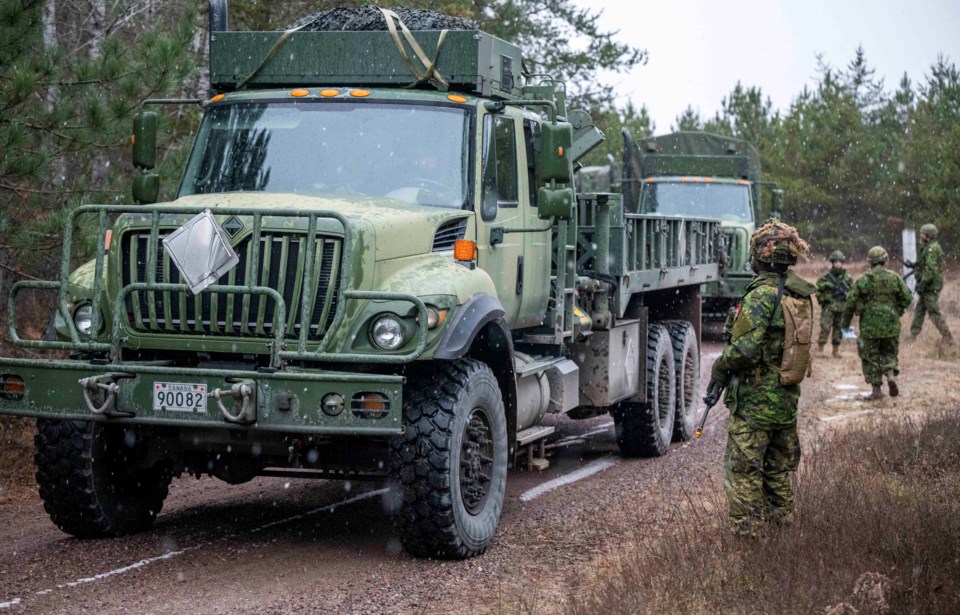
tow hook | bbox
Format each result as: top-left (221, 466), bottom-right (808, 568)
top-left (78, 375), bottom-right (133, 418)
top-left (210, 379), bottom-right (257, 424)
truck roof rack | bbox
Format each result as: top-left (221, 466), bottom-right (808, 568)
top-left (210, 29), bottom-right (524, 99)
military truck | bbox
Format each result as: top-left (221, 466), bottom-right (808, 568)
top-left (582, 131), bottom-right (782, 320)
top-left (0, 3), bottom-right (720, 559)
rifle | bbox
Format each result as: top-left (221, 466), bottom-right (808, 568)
top-left (695, 379), bottom-right (725, 438)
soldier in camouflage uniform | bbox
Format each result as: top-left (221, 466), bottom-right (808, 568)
top-left (704, 220), bottom-right (816, 536)
top-left (907, 223), bottom-right (953, 345)
top-left (816, 250), bottom-right (853, 357)
top-left (841, 246), bottom-right (913, 400)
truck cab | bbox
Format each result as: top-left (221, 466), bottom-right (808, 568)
top-left (0, 4), bottom-right (721, 560)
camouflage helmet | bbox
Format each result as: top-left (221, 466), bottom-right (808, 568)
top-left (750, 219), bottom-right (810, 265)
top-left (866, 245), bottom-right (888, 265)
top-left (920, 223), bottom-right (938, 239)
top-left (829, 250), bottom-right (846, 263)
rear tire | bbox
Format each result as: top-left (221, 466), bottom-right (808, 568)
top-left (387, 359), bottom-right (507, 559)
top-left (664, 320), bottom-right (700, 441)
top-left (34, 420), bottom-right (172, 538)
top-left (614, 323), bottom-right (676, 457)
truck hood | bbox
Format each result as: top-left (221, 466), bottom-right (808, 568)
top-left (166, 193), bottom-right (470, 261)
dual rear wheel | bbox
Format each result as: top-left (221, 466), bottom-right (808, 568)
top-left (614, 320), bottom-right (700, 458)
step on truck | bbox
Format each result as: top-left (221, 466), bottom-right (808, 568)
top-left (0, 3), bottom-right (721, 559)
top-left (580, 131), bottom-right (782, 321)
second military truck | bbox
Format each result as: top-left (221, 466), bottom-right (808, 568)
top-left (0, 3), bottom-right (720, 559)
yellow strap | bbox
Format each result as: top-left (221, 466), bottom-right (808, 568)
top-left (379, 8), bottom-right (450, 89)
top-left (236, 23), bottom-right (310, 90)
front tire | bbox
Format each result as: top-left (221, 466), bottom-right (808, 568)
top-left (34, 420), bottom-right (172, 538)
top-left (614, 323), bottom-right (676, 458)
top-left (388, 359), bottom-right (508, 559)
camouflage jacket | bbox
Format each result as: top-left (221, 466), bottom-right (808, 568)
top-left (712, 270), bottom-right (817, 429)
top-left (915, 240), bottom-right (945, 292)
top-left (841, 267), bottom-right (913, 339)
top-left (815, 267), bottom-right (853, 311)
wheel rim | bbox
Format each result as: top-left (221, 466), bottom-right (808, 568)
top-left (657, 355), bottom-right (672, 427)
top-left (460, 407), bottom-right (494, 515)
top-left (682, 351), bottom-right (696, 415)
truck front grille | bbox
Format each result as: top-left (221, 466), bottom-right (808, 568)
top-left (121, 232), bottom-right (341, 339)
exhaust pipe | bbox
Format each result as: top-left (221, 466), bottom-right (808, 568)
top-left (209, 0), bottom-right (228, 33)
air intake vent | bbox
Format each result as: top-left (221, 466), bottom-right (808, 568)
top-left (432, 218), bottom-right (468, 252)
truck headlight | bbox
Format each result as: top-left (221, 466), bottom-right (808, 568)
top-left (73, 303), bottom-right (101, 337)
top-left (371, 315), bottom-right (405, 350)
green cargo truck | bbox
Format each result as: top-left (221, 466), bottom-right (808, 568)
top-left (0, 3), bottom-right (720, 559)
top-left (581, 131), bottom-right (782, 320)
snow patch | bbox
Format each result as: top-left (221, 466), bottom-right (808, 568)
top-left (520, 458), bottom-right (619, 502)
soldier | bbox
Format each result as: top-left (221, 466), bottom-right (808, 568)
top-left (841, 246), bottom-right (913, 400)
top-left (704, 220), bottom-right (816, 536)
top-left (907, 223), bottom-right (953, 346)
top-left (816, 250), bottom-right (853, 357)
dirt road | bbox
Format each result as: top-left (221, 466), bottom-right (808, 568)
top-left (0, 333), bottom-right (956, 614)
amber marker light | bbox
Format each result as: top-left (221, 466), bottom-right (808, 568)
top-left (104, 229), bottom-right (113, 252)
top-left (350, 89), bottom-right (370, 98)
top-left (320, 89), bottom-right (340, 97)
top-left (130, 135), bottom-right (135, 145)
top-left (453, 239), bottom-right (477, 262)
top-left (211, 94), bottom-right (225, 102)
top-left (558, 146), bottom-right (565, 158)
top-left (0, 375), bottom-right (25, 401)
top-left (447, 94), bottom-right (468, 103)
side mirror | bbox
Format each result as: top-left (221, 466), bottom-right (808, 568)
top-left (133, 173), bottom-right (160, 204)
top-left (539, 122), bottom-right (573, 184)
top-left (538, 187), bottom-right (575, 220)
top-left (770, 188), bottom-right (784, 217)
top-left (132, 111), bottom-right (158, 169)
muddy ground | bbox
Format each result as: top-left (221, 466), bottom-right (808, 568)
top-left (0, 265), bottom-right (957, 613)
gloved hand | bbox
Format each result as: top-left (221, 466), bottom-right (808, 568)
top-left (703, 378), bottom-right (725, 408)
top-left (915, 281), bottom-right (926, 294)
top-left (904, 259), bottom-right (915, 268)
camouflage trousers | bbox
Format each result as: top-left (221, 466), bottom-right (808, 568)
top-left (818, 308), bottom-right (843, 346)
top-left (857, 337), bottom-right (899, 386)
top-left (723, 414), bottom-right (801, 536)
top-left (910, 290), bottom-right (952, 338)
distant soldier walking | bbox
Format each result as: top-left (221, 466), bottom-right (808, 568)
top-left (705, 220), bottom-right (816, 536)
top-left (908, 223), bottom-right (953, 347)
top-left (816, 250), bottom-right (853, 356)
top-left (842, 246), bottom-right (913, 400)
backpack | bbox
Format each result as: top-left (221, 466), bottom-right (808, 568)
top-left (775, 276), bottom-right (814, 386)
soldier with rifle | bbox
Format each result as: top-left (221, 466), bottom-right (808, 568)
top-left (906, 223), bottom-right (954, 349)
top-left (842, 246), bottom-right (913, 400)
top-left (815, 250), bottom-right (853, 356)
top-left (702, 220), bottom-right (816, 536)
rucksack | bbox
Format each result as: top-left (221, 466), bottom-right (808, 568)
top-left (775, 276), bottom-right (814, 386)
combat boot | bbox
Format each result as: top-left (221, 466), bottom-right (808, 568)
top-left (863, 385), bottom-right (884, 401)
top-left (832, 345), bottom-right (841, 358)
top-left (885, 371), bottom-right (899, 397)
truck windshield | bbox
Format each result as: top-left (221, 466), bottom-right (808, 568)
top-left (640, 182), bottom-right (753, 222)
top-left (180, 102), bottom-right (471, 209)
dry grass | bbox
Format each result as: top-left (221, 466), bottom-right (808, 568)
top-left (566, 411), bottom-right (960, 615)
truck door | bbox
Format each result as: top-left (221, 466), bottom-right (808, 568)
top-left (477, 112), bottom-right (525, 326)
top-left (517, 118), bottom-right (551, 328)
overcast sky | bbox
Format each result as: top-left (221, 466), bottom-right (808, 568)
top-left (576, 0), bottom-right (960, 132)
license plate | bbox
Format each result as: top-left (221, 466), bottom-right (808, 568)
top-left (153, 382), bottom-right (207, 413)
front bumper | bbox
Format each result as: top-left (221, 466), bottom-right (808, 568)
top-left (0, 358), bottom-right (403, 436)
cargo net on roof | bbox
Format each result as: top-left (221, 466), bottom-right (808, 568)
top-left (284, 6), bottom-right (479, 32)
